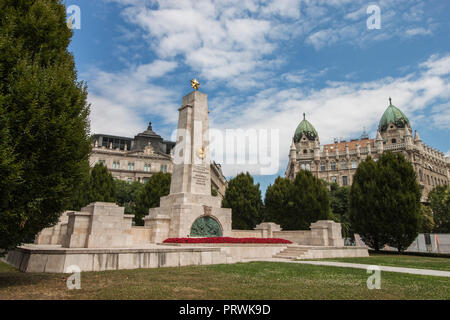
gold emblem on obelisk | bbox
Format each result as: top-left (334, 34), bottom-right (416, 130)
top-left (196, 146), bottom-right (206, 160)
top-left (190, 78), bottom-right (200, 91)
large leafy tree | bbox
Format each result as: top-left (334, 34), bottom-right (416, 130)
top-left (222, 172), bottom-right (263, 230)
top-left (429, 185), bottom-right (450, 233)
top-left (0, 0), bottom-right (91, 251)
top-left (135, 172), bottom-right (171, 225)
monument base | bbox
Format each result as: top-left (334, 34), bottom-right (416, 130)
top-left (144, 193), bottom-right (232, 243)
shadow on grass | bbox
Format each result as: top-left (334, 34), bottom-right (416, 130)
top-left (0, 263), bottom-right (59, 289)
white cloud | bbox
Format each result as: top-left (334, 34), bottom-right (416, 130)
top-left (405, 27), bottom-right (432, 37)
top-left (85, 59), bottom-right (179, 137)
top-left (101, 0), bottom-right (441, 92)
top-left (430, 102), bottom-right (450, 129)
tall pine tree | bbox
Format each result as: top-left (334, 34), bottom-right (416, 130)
top-left (0, 0), bottom-right (91, 251)
top-left (89, 163), bottom-right (116, 203)
top-left (135, 172), bottom-right (171, 225)
top-left (222, 172), bottom-right (263, 230)
top-left (350, 153), bottom-right (421, 252)
top-left (349, 156), bottom-right (386, 250)
top-left (290, 170), bottom-right (330, 230)
top-left (263, 176), bottom-right (295, 227)
top-left (379, 152), bottom-right (421, 252)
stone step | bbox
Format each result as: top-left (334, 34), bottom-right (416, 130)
top-left (274, 247), bottom-right (311, 260)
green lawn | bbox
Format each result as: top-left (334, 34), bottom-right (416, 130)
top-left (0, 260), bottom-right (448, 300)
top-left (317, 254), bottom-right (450, 271)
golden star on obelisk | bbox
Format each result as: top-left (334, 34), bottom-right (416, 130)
top-left (190, 78), bottom-right (200, 91)
top-left (196, 146), bottom-right (206, 160)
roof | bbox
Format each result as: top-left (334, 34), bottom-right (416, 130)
top-left (379, 99), bottom-right (410, 132)
top-left (323, 139), bottom-right (375, 153)
top-left (294, 114), bottom-right (318, 142)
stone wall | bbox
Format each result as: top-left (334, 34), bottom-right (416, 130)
top-left (233, 221), bottom-right (344, 247)
top-left (272, 231), bottom-right (311, 244)
top-left (5, 246), bottom-right (230, 273)
top-left (232, 230), bottom-right (263, 238)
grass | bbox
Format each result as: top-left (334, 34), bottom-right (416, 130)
top-left (0, 260), bottom-right (449, 300)
top-left (316, 254), bottom-right (450, 271)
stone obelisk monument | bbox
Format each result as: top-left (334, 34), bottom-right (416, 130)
top-left (144, 79), bottom-right (232, 242)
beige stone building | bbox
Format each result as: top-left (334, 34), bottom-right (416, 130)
top-left (285, 99), bottom-right (449, 202)
top-left (90, 122), bottom-right (228, 198)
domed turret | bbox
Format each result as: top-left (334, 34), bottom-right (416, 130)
top-left (294, 113), bottom-right (318, 142)
top-left (378, 98), bottom-right (410, 132)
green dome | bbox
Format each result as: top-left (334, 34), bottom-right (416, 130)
top-left (294, 114), bottom-right (318, 142)
top-left (379, 99), bottom-right (410, 132)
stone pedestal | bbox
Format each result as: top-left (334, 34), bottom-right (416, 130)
top-left (144, 89), bottom-right (232, 242)
top-left (35, 212), bottom-right (70, 245)
top-left (63, 202), bottom-right (134, 248)
top-left (310, 220), bottom-right (344, 247)
top-left (254, 223), bottom-right (282, 238)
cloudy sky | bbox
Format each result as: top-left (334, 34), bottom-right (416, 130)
top-left (67, 0), bottom-right (450, 194)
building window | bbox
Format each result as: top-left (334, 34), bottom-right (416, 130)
top-left (144, 164), bottom-right (151, 172)
top-left (351, 160), bottom-right (357, 169)
top-left (331, 176), bottom-right (337, 184)
top-left (160, 164), bottom-right (167, 173)
top-left (98, 160), bottom-right (106, 165)
top-left (128, 162), bottom-right (135, 171)
top-left (392, 139), bottom-right (397, 143)
top-left (113, 161), bottom-right (120, 169)
top-left (127, 178), bottom-right (132, 184)
top-left (305, 163), bottom-right (311, 171)
top-left (320, 163), bottom-right (326, 171)
top-left (303, 149), bottom-right (308, 154)
top-left (331, 162), bottom-right (336, 171)
top-left (143, 177), bottom-right (149, 184)
top-left (341, 161), bottom-right (347, 169)
top-left (419, 170), bottom-right (423, 182)
top-left (342, 176), bottom-right (348, 186)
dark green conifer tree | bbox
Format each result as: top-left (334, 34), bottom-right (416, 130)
top-left (134, 172), bottom-right (171, 225)
top-left (263, 176), bottom-right (295, 227)
top-left (379, 152), bottom-right (421, 252)
top-left (349, 156), bottom-right (386, 250)
top-left (350, 153), bottom-right (421, 252)
top-left (89, 163), bottom-right (116, 203)
top-left (289, 170), bottom-right (330, 230)
top-left (222, 172), bottom-right (263, 230)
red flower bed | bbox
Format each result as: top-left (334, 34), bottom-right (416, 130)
top-left (163, 237), bottom-right (292, 244)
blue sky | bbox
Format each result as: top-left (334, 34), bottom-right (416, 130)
top-left (65, 0), bottom-right (450, 196)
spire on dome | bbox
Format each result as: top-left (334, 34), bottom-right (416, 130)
top-left (293, 113), bottom-right (318, 142)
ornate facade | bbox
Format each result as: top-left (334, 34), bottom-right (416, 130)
top-left (90, 122), bottom-right (228, 198)
top-left (285, 99), bottom-right (449, 202)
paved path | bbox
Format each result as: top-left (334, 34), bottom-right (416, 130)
top-left (242, 258), bottom-right (450, 277)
